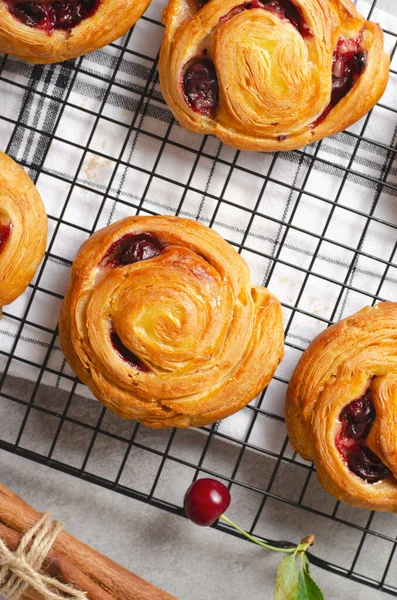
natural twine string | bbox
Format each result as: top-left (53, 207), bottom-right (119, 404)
top-left (0, 512), bottom-right (86, 600)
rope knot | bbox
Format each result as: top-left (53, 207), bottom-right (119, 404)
top-left (3, 555), bottom-right (25, 571)
top-left (0, 513), bottom-right (86, 600)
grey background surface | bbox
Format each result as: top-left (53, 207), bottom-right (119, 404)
top-left (0, 451), bottom-right (385, 600)
top-left (0, 379), bottom-right (389, 600)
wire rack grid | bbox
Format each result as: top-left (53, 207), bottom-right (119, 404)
top-left (0, 0), bottom-right (396, 595)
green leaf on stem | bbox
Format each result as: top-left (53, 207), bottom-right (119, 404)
top-left (274, 555), bottom-right (299, 600)
top-left (216, 512), bottom-right (324, 599)
top-left (297, 566), bottom-right (325, 600)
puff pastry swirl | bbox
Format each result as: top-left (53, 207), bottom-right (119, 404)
top-left (59, 216), bottom-right (284, 428)
top-left (286, 302), bottom-right (397, 512)
top-left (0, 152), bottom-right (47, 312)
top-left (159, 0), bottom-right (389, 152)
top-left (0, 0), bottom-right (151, 64)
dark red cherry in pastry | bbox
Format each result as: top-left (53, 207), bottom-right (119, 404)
top-left (331, 74), bottom-right (352, 105)
top-left (184, 478), bottom-right (231, 526)
top-left (263, 0), bottom-right (312, 37)
top-left (310, 36), bottom-right (367, 128)
top-left (348, 446), bottom-right (392, 483)
top-left (340, 392), bottom-right (374, 442)
top-left (309, 105), bottom-right (332, 129)
top-left (330, 37), bottom-right (367, 104)
top-left (0, 222), bottom-right (12, 255)
top-left (6, 2), bottom-right (51, 29)
top-left (183, 59), bottom-right (219, 116)
top-left (336, 36), bottom-right (362, 56)
top-left (220, 0), bottom-right (311, 37)
top-left (337, 391), bottom-right (392, 483)
top-left (110, 328), bottom-right (149, 371)
top-left (352, 51), bottom-right (367, 75)
top-left (6, 0), bottom-right (100, 32)
top-left (102, 233), bottom-right (163, 267)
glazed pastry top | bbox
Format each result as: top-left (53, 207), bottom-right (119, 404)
top-left (286, 302), bottom-right (397, 512)
top-left (0, 0), bottom-right (152, 63)
top-left (159, 0), bottom-right (390, 151)
top-left (59, 216), bottom-right (284, 428)
top-left (0, 152), bottom-right (47, 310)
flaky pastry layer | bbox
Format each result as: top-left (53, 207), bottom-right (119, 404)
top-left (286, 302), bottom-right (397, 512)
top-left (0, 152), bottom-right (47, 310)
top-left (159, 0), bottom-right (390, 151)
top-left (59, 216), bottom-right (284, 428)
top-left (0, 0), bottom-right (151, 64)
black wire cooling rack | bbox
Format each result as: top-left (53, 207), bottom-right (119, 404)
top-left (0, 0), bottom-right (397, 595)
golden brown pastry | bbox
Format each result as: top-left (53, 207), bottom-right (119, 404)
top-left (59, 215), bottom-right (284, 428)
top-left (286, 302), bottom-right (397, 512)
top-left (159, 0), bottom-right (390, 152)
top-left (0, 0), bottom-right (152, 64)
top-left (0, 153), bottom-right (47, 313)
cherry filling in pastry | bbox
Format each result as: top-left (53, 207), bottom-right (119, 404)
top-left (336, 390), bottom-right (391, 483)
top-left (5, 0), bottom-right (100, 32)
top-left (220, 0), bottom-right (311, 36)
top-left (102, 233), bottom-right (164, 370)
top-left (183, 0), bottom-right (311, 115)
top-left (261, 0), bottom-right (311, 36)
top-left (110, 328), bottom-right (149, 372)
top-left (182, 59), bottom-right (219, 116)
top-left (198, 0), bottom-right (312, 37)
top-left (0, 221), bottom-right (12, 255)
top-left (311, 35), bottom-right (367, 127)
top-left (101, 232), bottom-right (164, 267)
top-left (331, 37), bottom-right (367, 104)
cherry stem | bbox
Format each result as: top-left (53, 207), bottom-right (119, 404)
top-left (219, 515), bottom-right (314, 555)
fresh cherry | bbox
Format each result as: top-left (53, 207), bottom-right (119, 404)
top-left (183, 479), bottom-right (322, 597)
top-left (184, 478), bottom-right (231, 526)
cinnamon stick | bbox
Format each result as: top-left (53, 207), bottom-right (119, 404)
top-left (0, 483), bottom-right (177, 600)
